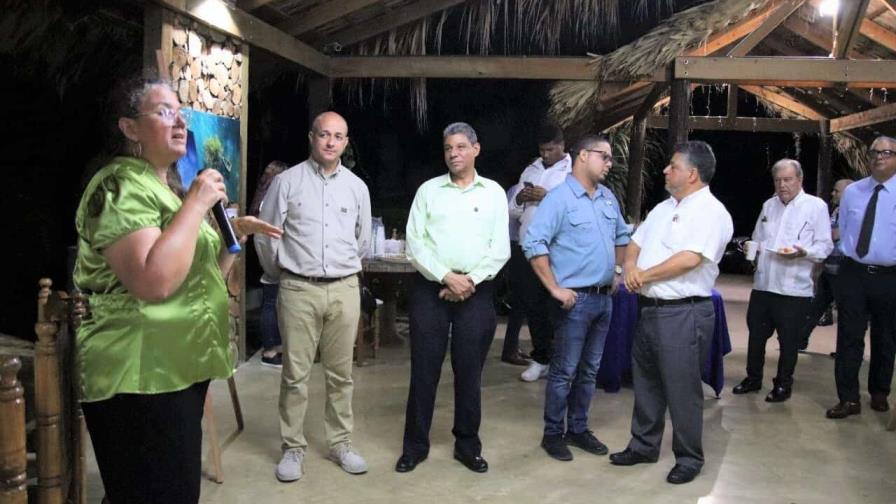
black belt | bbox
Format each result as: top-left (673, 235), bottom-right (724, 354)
top-left (573, 285), bottom-right (612, 295)
top-left (843, 258), bottom-right (896, 275)
top-left (284, 270), bottom-right (355, 283)
top-left (637, 295), bottom-right (710, 307)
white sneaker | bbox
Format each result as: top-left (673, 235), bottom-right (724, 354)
top-left (520, 361), bottom-right (549, 382)
top-left (276, 448), bottom-right (304, 482)
top-left (329, 443), bottom-right (368, 474)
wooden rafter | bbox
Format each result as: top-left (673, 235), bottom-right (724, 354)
top-left (780, 16), bottom-right (863, 58)
top-left (154, 0), bottom-right (329, 75)
top-left (328, 56), bottom-right (618, 80)
top-left (237, 0), bottom-right (276, 10)
top-left (727, 0), bottom-right (806, 57)
top-left (740, 85), bottom-right (827, 120)
top-left (859, 18), bottom-right (896, 52)
top-left (317, 0), bottom-right (466, 47)
top-left (277, 0), bottom-right (381, 36)
top-left (833, 0), bottom-right (871, 58)
top-left (831, 102), bottom-right (896, 132)
top-left (647, 115), bottom-right (821, 133)
top-left (674, 56), bottom-right (896, 88)
top-left (882, 0), bottom-right (896, 16)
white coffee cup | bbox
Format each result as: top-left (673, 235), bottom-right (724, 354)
top-left (743, 240), bottom-right (759, 261)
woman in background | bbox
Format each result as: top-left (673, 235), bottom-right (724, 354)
top-left (74, 78), bottom-right (280, 503)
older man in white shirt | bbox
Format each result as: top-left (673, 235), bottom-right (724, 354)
top-left (732, 159), bottom-right (832, 402)
top-left (610, 141), bottom-right (733, 486)
top-left (508, 122), bottom-right (574, 381)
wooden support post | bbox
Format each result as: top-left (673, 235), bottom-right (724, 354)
top-left (727, 84), bottom-right (738, 119)
top-left (307, 76), bottom-right (330, 125)
top-left (668, 79), bottom-right (690, 154)
top-left (627, 84), bottom-right (666, 223)
top-left (817, 120), bottom-right (833, 205)
top-left (34, 279), bottom-right (63, 504)
top-left (0, 356), bottom-right (27, 504)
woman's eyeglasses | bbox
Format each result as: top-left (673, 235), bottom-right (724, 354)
top-left (135, 106), bottom-right (191, 126)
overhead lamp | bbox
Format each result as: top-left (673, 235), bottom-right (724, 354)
top-left (818, 0), bottom-right (840, 17)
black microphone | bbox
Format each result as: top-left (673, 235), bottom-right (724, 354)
top-left (212, 200), bottom-right (242, 254)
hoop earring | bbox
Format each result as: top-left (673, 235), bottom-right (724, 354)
top-left (130, 141), bottom-right (143, 158)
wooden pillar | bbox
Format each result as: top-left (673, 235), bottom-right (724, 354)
top-left (668, 79), bottom-right (691, 154)
top-left (143, 4), bottom-right (172, 79)
top-left (727, 84), bottom-right (738, 119)
top-left (626, 84), bottom-right (667, 223)
top-left (817, 119), bottom-right (833, 206)
top-left (34, 279), bottom-right (63, 504)
top-left (307, 76), bottom-right (331, 124)
top-left (0, 356), bottom-right (27, 504)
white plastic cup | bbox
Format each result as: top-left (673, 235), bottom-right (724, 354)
top-left (744, 240), bottom-right (759, 261)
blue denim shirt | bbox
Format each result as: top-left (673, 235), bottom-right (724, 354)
top-left (521, 174), bottom-right (630, 288)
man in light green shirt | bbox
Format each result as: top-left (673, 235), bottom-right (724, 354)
top-left (396, 122), bottom-right (510, 475)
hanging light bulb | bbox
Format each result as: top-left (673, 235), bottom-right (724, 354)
top-left (819, 0), bottom-right (840, 17)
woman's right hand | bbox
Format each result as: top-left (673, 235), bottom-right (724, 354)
top-left (185, 169), bottom-right (228, 212)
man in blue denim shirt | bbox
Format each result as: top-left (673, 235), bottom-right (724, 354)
top-left (521, 134), bottom-right (630, 461)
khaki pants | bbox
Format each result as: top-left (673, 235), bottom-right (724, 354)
top-left (278, 273), bottom-right (360, 450)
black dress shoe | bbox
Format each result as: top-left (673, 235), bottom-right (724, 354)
top-left (765, 385), bottom-right (791, 403)
top-left (826, 401), bottom-right (861, 419)
top-left (565, 430), bottom-right (608, 456)
top-left (541, 434), bottom-right (573, 461)
top-left (395, 453), bottom-right (427, 473)
top-left (732, 378), bottom-right (762, 395)
top-left (870, 393), bottom-right (890, 412)
top-left (609, 448), bottom-right (657, 466)
top-left (666, 464), bottom-right (700, 484)
top-left (453, 451), bottom-right (488, 473)
top-left (501, 352), bottom-right (531, 366)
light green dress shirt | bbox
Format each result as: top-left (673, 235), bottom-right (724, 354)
top-left (73, 157), bottom-right (232, 402)
top-left (406, 172), bottom-right (511, 285)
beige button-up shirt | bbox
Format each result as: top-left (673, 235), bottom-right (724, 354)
top-left (256, 159), bottom-right (371, 279)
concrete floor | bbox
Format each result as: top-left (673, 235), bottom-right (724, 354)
top-left (86, 275), bottom-right (896, 503)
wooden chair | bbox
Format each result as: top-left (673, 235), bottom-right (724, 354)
top-left (0, 278), bottom-right (90, 504)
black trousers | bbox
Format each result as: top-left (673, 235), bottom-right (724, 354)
top-left (801, 269), bottom-right (836, 347)
top-left (82, 380), bottom-right (210, 504)
top-left (745, 290), bottom-right (812, 388)
top-left (402, 275), bottom-right (496, 458)
top-left (501, 243), bottom-right (526, 356)
top-left (510, 244), bottom-right (554, 364)
top-left (833, 260), bottom-right (896, 403)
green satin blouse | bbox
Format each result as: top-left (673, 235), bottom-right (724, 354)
top-left (73, 157), bottom-right (233, 402)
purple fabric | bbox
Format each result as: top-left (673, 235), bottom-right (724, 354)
top-left (595, 285), bottom-right (731, 396)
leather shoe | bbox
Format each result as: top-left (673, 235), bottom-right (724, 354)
top-left (732, 378), bottom-right (762, 394)
top-left (453, 451), bottom-right (488, 473)
top-left (395, 453), bottom-right (426, 473)
top-left (765, 385), bottom-right (791, 403)
top-left (609, 448), bottom-right (657, 466)
top-left (501, 352), bottom-right (531, 366)
top-left (666, 464), bottom-right (700, 484)
top-left (870, 393), bottom-right (890, 412)
top-left (826, 401), bottom-right (861, 419)
top-left (541, 434), bottom-right (573, 461)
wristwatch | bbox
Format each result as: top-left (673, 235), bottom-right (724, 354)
top-left (614, 264), bottom-right (623, 275)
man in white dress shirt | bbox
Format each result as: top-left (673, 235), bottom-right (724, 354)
top-left (732, 159), bottom-right (832, 402)
top-left (610, 141), bottom-right (733, 485)
top-left (508, 122), bottom-right (574, 381)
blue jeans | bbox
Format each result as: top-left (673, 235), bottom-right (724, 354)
top-left (261, 283), bottom-right (282, 351)
top-left (543, 291), bottom-right (612, 436)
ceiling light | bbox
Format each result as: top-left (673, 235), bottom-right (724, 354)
top-left (819, 0), bottom-right (840, 17)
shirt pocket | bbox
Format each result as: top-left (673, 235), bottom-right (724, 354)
top-left (568, 209), bottom-right (595, 246)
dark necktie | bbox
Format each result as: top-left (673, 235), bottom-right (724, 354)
top-left (856, 184), bottom-right (884, 258)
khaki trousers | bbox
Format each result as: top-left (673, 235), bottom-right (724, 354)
top-left (278, 273), bottom-right (360, 450)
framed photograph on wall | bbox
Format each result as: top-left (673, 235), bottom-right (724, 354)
top-left (177, 109), bottom-right (241, 202)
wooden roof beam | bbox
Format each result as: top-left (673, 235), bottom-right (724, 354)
top-left (155, 0), bottom-right (329, 75)
top-left (780, 16), bottom-right (863, 58)
top-left (833, 0), bottom-right (871, 58)
top-left (859, 17), bottom-right (896, 52)
top-left (882, 0), bottom-right (896, 16)
top-left (674, 56), bottom-right (896, 87)
top-left (647, 115), bottom-right (821, 133)
top-left (317, 0), bottom-right (466, 48)
top-left (831, 101), bottom-right (896, 132)
top-left (740, 85), bottom-right (828, 120)
top-left (277, 0), bottom-right (381, 36)
top-left (727, 0), bottom-right (806, 57)
top-left (237, 0), bottom-right (276, 10)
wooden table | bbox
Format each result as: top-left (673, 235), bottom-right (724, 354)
top-left (361, 257), bottom-right (416, 346)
